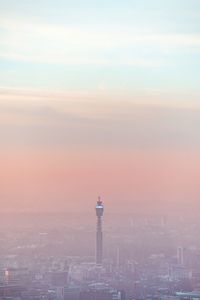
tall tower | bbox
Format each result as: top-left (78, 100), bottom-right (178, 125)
top-left (95, 196), bottom-right (104, 265)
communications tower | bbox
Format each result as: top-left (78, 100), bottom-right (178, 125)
top-left (95, 196), bottom-right (104, 265)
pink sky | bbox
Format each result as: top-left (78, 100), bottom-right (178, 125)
top-left (0, 89), bottom-right (200, 213)
top-left (1, 146), bottom-right (200, 213)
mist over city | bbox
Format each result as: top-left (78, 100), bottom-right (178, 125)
top-left (1, 0), bottom-right (200, 299)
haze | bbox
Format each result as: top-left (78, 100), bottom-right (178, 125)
top-left (0, 0), bottom-right (200, 214)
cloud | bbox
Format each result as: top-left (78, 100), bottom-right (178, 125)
top-left (0, 52), bottom-right (166, 67)
top-left (1, 18), bottom-right (200, 47)
top-left (0, 17), bottom-right (200, 66)
top-left (0, 88), bottom-right (200, 149)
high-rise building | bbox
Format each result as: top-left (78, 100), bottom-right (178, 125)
top-left (95, 197), bottom-right (104, 265)
top-left (177, 247), bottom-right (185, 266)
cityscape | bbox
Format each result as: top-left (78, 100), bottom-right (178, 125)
top-left (1, 0), bottom-right (200, 299)
top-left (0, 201), bottom-right (200, 300)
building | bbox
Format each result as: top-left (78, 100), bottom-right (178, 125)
top-left (95, 197), bottom-right (104, 265)
top-left (80, 289), bottom-right (125, 300)
top-left (177, 247), bottom-right (186, 266)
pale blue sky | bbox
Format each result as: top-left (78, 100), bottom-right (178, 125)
top-left (0, 0), bottom-right (200, 92)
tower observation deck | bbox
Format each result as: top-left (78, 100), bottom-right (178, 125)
top-left (95, 197), bottom-right (104, 265)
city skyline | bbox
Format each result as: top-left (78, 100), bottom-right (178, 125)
top-left (1, 2), bottom-right (200, 300)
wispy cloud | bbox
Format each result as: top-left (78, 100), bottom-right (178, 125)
top-left (0, 52), bottom-right (166, 67)
top-left (1, 18), bottom-right (200, 47)
top-left (1, 17), bottom-right (199, 66)
top-left (0, 88), bottom-right (200, 148)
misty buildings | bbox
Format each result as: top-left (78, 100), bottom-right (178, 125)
top-left (79, 290), bottom-right (123, 300)
top-left (79, 283), bottom-right (125, 300)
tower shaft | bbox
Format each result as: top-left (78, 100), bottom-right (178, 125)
top-left (96, 216), bottom-right (103, 265)
top-left (95, 197), bottom-right (104, 265)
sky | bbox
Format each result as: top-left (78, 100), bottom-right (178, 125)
top-left (0, 0), bottom-right (200, 214)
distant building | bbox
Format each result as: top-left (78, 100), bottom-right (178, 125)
top-left (50, 271), bottom-right (68, 287)
top-left (169, 265), bottom-right (191, 280)
top-left (0, 285), bottom-right (25, 298)
top-left (177, 247), bottom-right (185, 266)
top-left (4, 267), bottom-right (29, 286)
top-left (176, 291), bottom-right (200, 300)
top-left (55, 286), bottom-right (64, 300)
top-left (95, 197), bottom-right (104, 265)
top-left (80, 289), bottom-right (124, 300)
top-left (80, 290), bottom-right (112, 300)
top-left (64, 286), bottom-right (80, 300)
